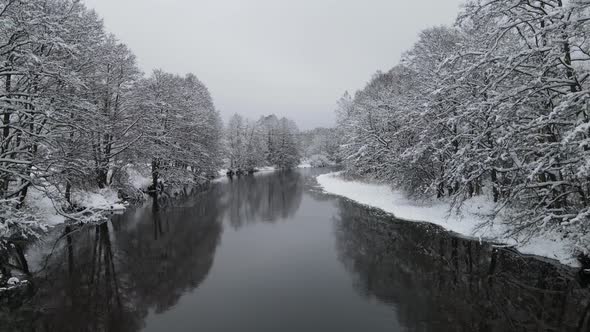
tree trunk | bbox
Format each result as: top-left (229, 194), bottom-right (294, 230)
top-left (96, 168), bottom-right (108, 189)
top-left (491, 168), bottom-right (499, 203)
top-left (0, 73), bottom-right (12, 194)
top-left (151, 158), bottom-right (160, 196)
top-left (65, 181), bottom-right (72, 205)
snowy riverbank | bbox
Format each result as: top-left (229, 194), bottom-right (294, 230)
top-left (16, 165), bottom-right (153, 234)
top-left (23, 187), bottom-right (131, 228)
top-left (316, 171), bottom-right (580, 267)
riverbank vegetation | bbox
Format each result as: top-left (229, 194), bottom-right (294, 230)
top-left (225, 114), bottom-right (302, 173)
top-left (334, 0), bottom-right (590, 254)
top-left (0, 0), bottom-right (329, 286)
top-left (300, 127), bottom-right (342, 167)
top-left (0, 0), bottom-right (224, 263)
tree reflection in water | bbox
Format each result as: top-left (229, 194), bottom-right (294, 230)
top-left (0, 172), bottom-right (305, 332)
top-left (224, 170), bottom-right (303, 228)
top-left (1, 186), bottom-right (224, 332)
top-left (4, 170), bottom-right (589, 332)
top-left (334, 199), bottom-right (590, 331)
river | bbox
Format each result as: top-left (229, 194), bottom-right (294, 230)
top-left (1, 168), bottom-right (589, 331)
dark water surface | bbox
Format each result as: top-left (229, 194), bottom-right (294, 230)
top-left (2, 169), bottom-right (590, 331)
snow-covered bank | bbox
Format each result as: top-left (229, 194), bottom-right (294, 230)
top-left (0, 186), bottom-right (130, 252)
top-left (16, 165), bottom-right (152, 234)
top-left (257, 166), bottom-right (277, 172)
top-left (298, 155), bottom-right (337, 169)
top-left (316, 172), bottom-right (579, 267)
top-left (24, 187), bottom-right (129, 227)
top-left (25, 188), bottom-right (67, 226)
top-left (71, 188), bottom-right (128, 211)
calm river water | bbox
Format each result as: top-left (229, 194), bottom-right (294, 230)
top-left (2, 168), bottom-right (590, 331)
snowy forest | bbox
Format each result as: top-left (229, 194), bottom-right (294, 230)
top-left (335, 0), bottom-right (590, 247)
top-left (0, 0), bottom-right (225, 243)
top-left (0, 0), bottom-right (323, 260)
top-left (2, 0), bottom-right (589, 267)
top-left (225, 114), bottom-right (301, 173)
top-left (224, 115), bottom-right (341, 173)
top-left (3, 0), bottom-right (590, 330)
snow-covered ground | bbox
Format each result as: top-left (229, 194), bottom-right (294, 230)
top-left (25, 188), bottom-right (67, 226)
top-left (257, 166), bottom-right (277, 172)
top-left (0, 277), bottom-right (28, 293)
top-left (316, 171), bottom-right (579, 267)
top-left (298, 155), bottom-right (336, 168)
top-left (71, 188), bottom-right (128, 211)
top-left (22, 165), bottom-right (151, 230)
top-left (24, 187), bottom-right (128, 226)
top-left (126, 166), bottom-right (152, 191)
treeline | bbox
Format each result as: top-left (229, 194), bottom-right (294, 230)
top-left (0, 1), bottom-right (223, 238)
top-left (336, 1), bottom-right (590, 241)
top-left (225, 114), bottom-right (301, 173)
top-left (300, 127), bottom-right (341, 167)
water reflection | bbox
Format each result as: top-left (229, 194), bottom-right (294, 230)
top-left (224, 171), bottom-right (303, 228)
top-left (334, 199), bottom-right (590, 331)
top-left (1, 172), bottom-right (305, 332)
top-left (2, 169), bottom-right (590, 332)
top-left (1, 187), bottom-right (224, 332)
top-left (114, 197), bottom-right (223, 314)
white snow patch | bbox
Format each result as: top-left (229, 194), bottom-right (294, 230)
top-left (126, 167), bottom-right (151, 190)
top-left (7, 277), bottom-right (19, 285)
top-left (298, 163), bottom-right (312, 168)
top-left (514, 234), bottom-right (578, 266)
top-left (256, 166), bottom-right (277, 172)
top-left (26, 188), bottom-right (65, 226)
top-left (212, 169), bottom-right (230, 183)
top-left (72, 188), bottom-right (127, 211)
top-left (316, 172), bottom-right (492, 234)
top-left (316, 172), bottom-right (579, 267)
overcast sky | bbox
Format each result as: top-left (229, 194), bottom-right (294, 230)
top-left (83, 0), bottom-right (464, 129)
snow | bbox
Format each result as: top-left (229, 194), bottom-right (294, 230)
top-left (316, 172), bottom-right (580, 267)
top-left (20, 171), bottom-right (140, 233)
top-left (72, 188), bottom-right (128, 211)
top-left (256, 166), bottom-right (277, 172)
top-left (300, 155), bottom-right (336, 168)
top-left (25, 165), bottom-right (149, 229)
top-left (316, 172), bottom-right (491, 234)
top-left (0, 277), bottom-right (25, 293)
top-left (212, 169), bottom-right (230, 183)
top-left (26, 188), bottom-right (65, 226)
top-left (7, 277), bottom-right (19, 285)
top-left (214, 167), bottom-right (283, 183)
top-left (126, 166), bottom-right (151, 190)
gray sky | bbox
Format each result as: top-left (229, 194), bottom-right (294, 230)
top-left (84, 0), bottom-right (464, 129)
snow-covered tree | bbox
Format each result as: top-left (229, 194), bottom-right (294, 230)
top-left (0, 0), bottom-right (224, 256)
top-left (334, 0), bottom-right (590, 246)
top-left (132, 70), bottom-right (223, 192)
top-left (224, 113), bottom-right (302, 172)
top-left (300, 127), bottom-right (341, 164)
